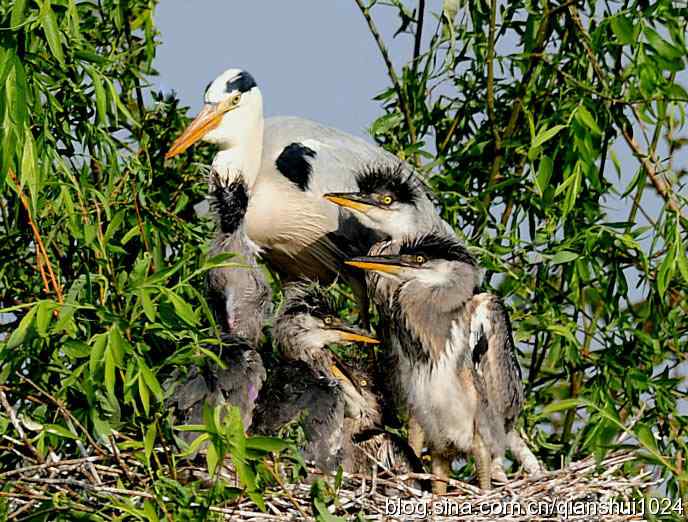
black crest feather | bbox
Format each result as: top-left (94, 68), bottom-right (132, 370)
top-left (280, 280), bottom-right (338, 319)
top-left (354, 163), bottom-right (419, 205)
top-left (209, 171), bottom-right (249, 234)
top-left (399, 233), bottom-right (476, 265)
top-left (225, 71), bottom-right (257, 94)
top-left (275, 143), bottom-right (317, 191)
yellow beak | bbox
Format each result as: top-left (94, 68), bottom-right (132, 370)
top-left (323, 194), bottom-right (374, 213)
top-left (165, 103), bottom-right (226, 159)
top-left (344, 260), bottom-right (403, 274)
top-left (334, 330), bottom-right (380, 344)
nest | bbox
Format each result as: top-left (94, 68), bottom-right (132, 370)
top-left (2, 448), bottom-right (658, 521)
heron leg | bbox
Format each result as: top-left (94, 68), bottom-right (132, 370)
top-left (472, 432), bottom-right (492, 490)
top-left (431, 453), bottom-right (451, 495)
top-left (491, 454), bottom-right (508, 483)
top-left (507, 430), bottom-right (542, 475)
top-left (408, 416), bottom-right (425, 458)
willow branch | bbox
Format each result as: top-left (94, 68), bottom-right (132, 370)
top-left (354, 0), bottom-right (418, 155)
top-left (7, 168), bottom-right (63, 303)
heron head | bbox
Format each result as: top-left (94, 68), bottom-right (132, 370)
top-left (165, 68), bottom-right (263, 158)
top-left (324, 164), bottom-right (424, 236)
top-left (346, 233), bottom-right (479, 287)
top-left (277, 282), bottom-right (379, 351)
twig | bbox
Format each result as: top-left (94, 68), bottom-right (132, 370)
top-left (0, 389), bottom-right (44, 463)
top-left (412, 0), bottom-right (426, 75)
top-left (17, 374), bottom-right (108, 457)
top-left (566, 5), bottom-right (687, 229)
top-left (7, 168), bottom-right (63, 303)
top-left (267, 460), bottom-right (310, 520)
top-left (353, 0), bottom-right (418, 157)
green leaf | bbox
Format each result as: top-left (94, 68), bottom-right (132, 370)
top-left (35, 300), bottom-right (54, 337)
top-left (144, 422), bottom-right (156, 464)
top-left (575, 106), bottom-right (602, 136)
top-left (656, 246), bottom-right (675, 297)
top-left (314, 499), bottom-right (346, 522)
top-left (539, 398), bottom-right (584, 417)
top-left (535, 155), bottom-right (553, 195)
top-left (634, 423), bottom-right (658, 453)
top-left (89, 333), bottom-right (107, 377)
top-left (644, 27), bottom-right (684, 61)
top-left (610, 15), bottom-right (634, 45)
top-left (143, 501), bottom-right (159, 522)
top-left (532, 124), bottom-right (566, 150)
top-left (39, 1), bottom-right (65, 66)
top-left (206, 442), bottom-right (219, 476)
top-left (5, 305), bottom-right (37, 350)
top-left (21, 131), bottom-right (38, 214)
top-left (138, 373), bottom-right (150, 415)
top-left (104, 346), bottom-right (117, 400)
top-left (44, 424), bottom-right (77, 440)
top-left (162, 289), bottom-right (198, 326)
top-left (245, 436), bottom-right (290, 453)
top-left (11, 0), bottom-right (29, 28)
top-left (551, 250), bottom-right (579, 265)
top-left (140, 363), bottom-right (163, 402)
top-left (141, 291), bottom-right (156, 322)
top-left (62, 340), bottom-right (91, 359)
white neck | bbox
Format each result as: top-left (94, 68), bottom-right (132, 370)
top-left (211, 117), bottom-right (264, 190)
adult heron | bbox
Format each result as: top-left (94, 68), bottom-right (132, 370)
top-left (166, 68), bottom-right (430, 323)
top-left (346, 233), bottom-right (541, 492)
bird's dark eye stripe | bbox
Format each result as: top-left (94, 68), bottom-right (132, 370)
top-left (225, 71), bottom-right (257, 94)
top-left (400, 234), bottom-right (476, 265)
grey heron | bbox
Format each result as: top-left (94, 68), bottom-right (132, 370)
top-left (166, 334), bottom-right (266, 450)
top-left (255, 281), bottom-right (417, 474)
top-left (346, 233), bottom-right (540, 492)
top-left (165, 68), bottom-right (429, 323)
top-left (206, 168), bottom-right (271, 343)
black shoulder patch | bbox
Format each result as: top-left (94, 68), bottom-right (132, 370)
top-left (209, 171), bottom-right (249, 234)
top-left (355, 163), bottom-right (419, 205)
top-left (275, 143), bottom-right (317, 191)
top-left (225, 71), bottom-right (257, 94)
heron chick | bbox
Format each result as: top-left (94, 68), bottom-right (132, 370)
top-left (257, 281), bottom-right (416, 474)
top-left (207, 168), bottom-right (271, 344)
top-left (166, 334), bottom-right (266, 450)
top-left (347, 233), bottom-right (540, 492)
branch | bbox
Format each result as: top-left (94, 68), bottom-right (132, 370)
top-left (7, 168), bottom-right (63, 303)
top-left (354, 0), bottom-right (418, 157)
top-left (566, 5), bottom-right (688, 228)
top-left (0, 388), bottom-right (44, 463)
top-left (412, 0), bottom-right (425, 74)
top-left (486, 0), bottom-right (501, 151)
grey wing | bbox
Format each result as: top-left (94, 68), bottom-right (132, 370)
top-left (469, 293), bottom-right (524, 431)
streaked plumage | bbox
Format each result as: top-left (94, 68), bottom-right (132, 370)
top-left (207, 169), bottom-right (272, 343)
top-left (262, 281), bottom-right (416, 474)
top-left (346, 233), bottom-right (540, 492)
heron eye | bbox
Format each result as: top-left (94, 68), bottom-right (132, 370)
top-left (360, 379), bottom-right (368, 386)
top-left (231, 94), bottom-right (241, 106)
top-left (415, 255), bottom-right (426, 264)
top-left (381, 195), bottom-right (393, 205)
top-left (323, 316), bottom-right (333, 325)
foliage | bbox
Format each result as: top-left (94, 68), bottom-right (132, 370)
top-left (359, 0), bottom-right (688, 506)
top-left (0, 0), bottom-right (686, 519)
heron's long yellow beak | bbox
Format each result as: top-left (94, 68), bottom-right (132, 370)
top-left (165, 103), bottom-right (225, 159)
top-left (324, 193), bottom-right (374, 213)
top-left (333, 329), bottom-right (380, 344)
top-left (345, 259), bottom-right (403, 274)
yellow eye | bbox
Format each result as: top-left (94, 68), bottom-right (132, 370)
top-left (381, 195), bottom-right (393, 205)
top-left (324, 316), bottom-right (333, 325)
top-left (415, 255), bottom-right (426, 264)
top-left (231, 94), bottom-right (241, 106)
top-left (360, 379), bottom-right (368, 386)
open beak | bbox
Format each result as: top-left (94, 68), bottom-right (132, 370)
top-left (329, 323), bottom-right (379, 345)
top-left (165, 103), bottom-right (226, 159)
top-left (324, 192), bottom-right (376, 213)
top-left (345, 255), bottom-right (405, 275)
